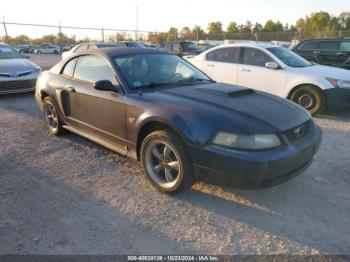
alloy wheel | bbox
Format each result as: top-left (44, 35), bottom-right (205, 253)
top-left (144, 139), bottom-right (181, 189)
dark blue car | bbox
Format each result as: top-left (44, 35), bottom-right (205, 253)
top-left (35, 48), bottom-right (322, 193)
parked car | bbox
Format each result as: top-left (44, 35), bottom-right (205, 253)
top-left (161, 41), bottom-right (202, 56)
top-left (61, 44), bottom-right (75, 52)
top-left (61, 42), bottom-right (123, 60)
top-left (187, 43), bottom-right (350, 115)
top-left (292, 38), bottom-right (350, 70)
top-left (28, 45), bottom-right (39, 53)
top-left (0, 43), bottom-right (41, 94)
top-left (34, 44), bottom-right (61, 54)
top-left (117, 41), bottom-right (145, 48)
top-left (15, 44), bottom-right (31, 53)
top-left (35, 47), bottom-right (322, 193)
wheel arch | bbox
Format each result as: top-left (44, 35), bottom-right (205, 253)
top-left (287, 83), bottom-right (326, 100)
top-left (136, 118), bottom-right (191, 161)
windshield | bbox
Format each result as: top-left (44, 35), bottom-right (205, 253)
top-left (267, 47), bottom-right (312, 68)
top-left (114, 54), bottom-right (211, 89)
top-left (181, 42), bottom-right (199, 51)
top-left (0, 46), bottom-right (22, 59)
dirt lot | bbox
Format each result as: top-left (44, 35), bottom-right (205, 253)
top-left (0, 93), bottom-right (349, 255)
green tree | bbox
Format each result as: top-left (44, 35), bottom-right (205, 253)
top-left (227, 22), bottom-right (239, 33)
top-left (180, 27), bottom-right (192, 40)
top-left (192, 26), bottom-right (206, 40)
top-left (166, 27), bottom-right (178, 42)
top-left (208, 21), bottom-right (223, 33)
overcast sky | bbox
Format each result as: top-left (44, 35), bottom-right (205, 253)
top-left (1, 0), bottom-right (349, 38)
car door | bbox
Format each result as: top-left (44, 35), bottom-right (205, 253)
top-left (337, 41), bottom-right (350, 69)
top-left (202, 47), bottom-right (240, 84)
top-left (295, 40), bottom-right (319, 62)
top-left (61, 55), bottom-right (127, 151)
top-left (237, 47), bottom-right (286, 97)
top-left (317, 40), bottom-right (339, 67)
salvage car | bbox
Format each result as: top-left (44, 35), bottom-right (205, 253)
top-left (0, 43), bottom-right (41, 94)
top-left (34, 44), bottom-right (61, 54)
top-left (292, 38), bottom-right (350, 70)
top-left (161, 41), bottom-right (202, 56)
top-left (35, 48), bottom-right (322, 193)
top-left (187, 43), bottom-right (350, 115)
top-left (61, 42), bottom-right (124, 60)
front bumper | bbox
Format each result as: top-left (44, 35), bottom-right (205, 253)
top-left (190, 123), bottom-right (322, 188)
top-left (0, 75), bottom-right (38, 95)
top-left (325, 87), bottom-right (350, 110)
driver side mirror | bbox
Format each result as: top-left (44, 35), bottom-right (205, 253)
top-left (94, 80), bottom-right (120, 93)
top-left (265, 61), bottom-right (279, 70)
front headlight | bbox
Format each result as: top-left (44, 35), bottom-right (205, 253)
top-left (213, 132), bottom-right (281, 150)
top-left (327, 78), bottom-right (350, 89)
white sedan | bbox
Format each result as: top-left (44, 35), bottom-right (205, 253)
top-left (187, 43), bottom-right (350, 114)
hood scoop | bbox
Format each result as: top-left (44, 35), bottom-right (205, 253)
top-left (195, 84), bottom-right (255, 98)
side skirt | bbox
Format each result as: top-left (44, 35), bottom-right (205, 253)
top-left (63, 125), bottom-right (138, 160)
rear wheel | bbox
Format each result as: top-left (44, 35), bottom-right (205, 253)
top-left (140, 130), bottom-right (195, 193)
top-left (43, 97), bottom-right (65, 136)
top-left (289, 86), bottom-right (325, 115)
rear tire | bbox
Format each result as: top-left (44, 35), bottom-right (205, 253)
top-left (289, 86), bottom-right (325, 115)
top-left (140, 129), bottom-right (195, 193)
top-left (43, 97), bottom-right (65, 136)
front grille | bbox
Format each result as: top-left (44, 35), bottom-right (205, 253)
top-left (0, 79), bottom-right (36, 92)
top-left (284, 121), bottom-right (310, 142)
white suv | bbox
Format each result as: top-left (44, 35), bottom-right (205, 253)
top-left (187, 43), bottom-right (350, 115)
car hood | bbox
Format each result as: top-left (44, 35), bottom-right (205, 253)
top-left (145, 83), bottom-right (310, 134)
top-left (292, 64), bottom-right (350, 80)
top-left (0, 58), bottom-right (39, 73)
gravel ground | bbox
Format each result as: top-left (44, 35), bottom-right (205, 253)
top-left (28, 54), bottom-right (61, 70)
top-left (0, 93), bottom-right (349, 255)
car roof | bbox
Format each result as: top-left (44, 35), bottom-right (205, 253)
top-left (213, 42), bottom-right (275, 49)
top-left (82, 47), bottom-right (169, 57)
top-left (301, 38), bottom-right (349, 42)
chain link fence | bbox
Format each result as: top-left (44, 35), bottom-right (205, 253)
top-left (1, 19), bottom-right (350, 46)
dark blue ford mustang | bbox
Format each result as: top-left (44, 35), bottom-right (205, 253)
top-left (35, 48), bottom-right (322, 193)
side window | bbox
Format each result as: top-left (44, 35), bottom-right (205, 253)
top-left (73, 55), bottom-right (115, 84)
top-left (242, 48), bottom-right (272, 67)
top-left (61, 58), bottom-right (77, 77)
top-left (300, 41), bottom-right (318, 50)
top-left (340, 41), bottom-right (350, 52)
top-left (206, 48), bottom-right (239, 63)
top-left (319, 41), bottom-right (338, 51)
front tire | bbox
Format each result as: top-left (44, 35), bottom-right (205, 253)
top-left (43, 97), bottom-right (65, 136)
top-left (140, 130), bottom-right (195, 193)
top-left (290, 86), bottom-right (325, 115)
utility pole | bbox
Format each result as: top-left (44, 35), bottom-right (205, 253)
top-left (135, 6), bottom-right (139, 41)
top-left (101, 25), bottom-right (105, 42)
top-left (59, 20), bottom-right (63, 44)
top-left (2, 16), bottom-right (9, 43)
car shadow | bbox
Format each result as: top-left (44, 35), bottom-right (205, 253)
top-left (0, 154), bottom-right (195, 255)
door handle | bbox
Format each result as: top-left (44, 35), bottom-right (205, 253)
top-left (241, 68), bottom-right (252, 72)
top-left (207, 64), bottom-right (215, 68)
top-left (313, 50), bottom-right (320, 54)
top-left (66, 87), bottom-right (75, 92)
top-left (336, 52), bottom-right (346, 56)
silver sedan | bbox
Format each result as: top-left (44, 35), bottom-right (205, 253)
top-left (0, 43), bottom-right (41, 94)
